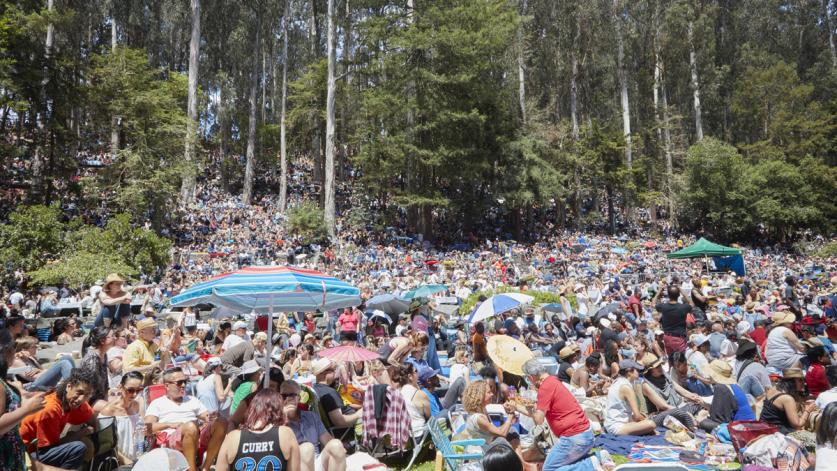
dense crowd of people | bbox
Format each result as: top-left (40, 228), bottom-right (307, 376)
top-left (1, 167), bottom-right (837, 470)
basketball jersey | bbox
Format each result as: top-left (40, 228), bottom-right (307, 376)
top-left (232, 426), bottom-right (288, 471)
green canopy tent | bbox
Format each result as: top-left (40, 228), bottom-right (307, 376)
top-left (667, 237), bottom-right (743, 274)
top-left (666, 238), bottom-right (742, 259)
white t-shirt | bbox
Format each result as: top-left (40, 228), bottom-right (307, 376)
top-left (90, 285), bottom-right (103, 300)
top-left (449, 363), bottom-right (469, 385)
top-left (146, 395), bottom-right (207, 424)
top-left (221, 334), bottom-right (245, 351)
top-left (816, 387), bottom-right (837, 410)
top-left (688, 350), bottom-right (710, 377)
top-left (9, 292), bottom-right (24, 306)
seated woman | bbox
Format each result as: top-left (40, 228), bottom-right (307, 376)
top-left (99, 371), bottom-right (145, 464)
top-left (805, 346), bottom-right (829, 399)
top-left (760, 368), bottom-right (817, 436)
top-left (571, 353), bottom-right (609, 396)
top-left (765, 311), bottom-right (805, 371)
top-left (604, 360), bottom-right (658, 435)
top-left (641, 354), bottom-right (703, 427)
top-left (460, 380), bottom-right (518, 447)
top-left (378, 331), bottom-right (429, 367)
top-left (12, 336), bottom-right (75, 392)
top-left (698, 360), bottom-right (755, 432)
top-left (816, 402), bottom-right (837, 469)
top-left (390, 363), bottom-right (431, 438)
top-left (51, 318), bottom-right (75, 345)
top-left (230, 361), bottom-right (264, 416)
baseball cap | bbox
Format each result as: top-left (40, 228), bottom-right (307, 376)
top-left (206, 357), bottom-right (223, 368)
top-left (619, 359), bottom-right (645, 371)
top-left (233, 321), bottom-right (248, 330)
top-left (417, 365), bottom-right (439, 385)
top-left (691, 334), bottom-right (709, 347)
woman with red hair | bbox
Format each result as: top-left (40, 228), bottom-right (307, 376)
top-left (215, 389), bottom-right (301, 471)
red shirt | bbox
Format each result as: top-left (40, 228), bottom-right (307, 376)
top-left (807, 363), bottom-right (829, 398)
top-left (750, 327), bottom-right (767, 347)
top-left (20, 392), bottom-right (94, 450)
top-left (536, 375), bottom-right (589, 437)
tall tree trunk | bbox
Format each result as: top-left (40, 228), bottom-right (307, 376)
top-left (309, 0), bottom-right (323, 198)
top-left (824, 0), bottom-right (837, 67)
top-left (110, 15), bottom-right (120, 163)
top-left (323, 0), bottom-right (337, 237)
top-left (405, 0), bottom-right (418, 233)
top-left (653, 0), bottom-right (673, 218)
top-left (687, 18), bottom-right (704, 141)
top-left (278, 0), bottom-right (290, 212)
top-left (261, 45), bottom-right (267, 123)
top-left (570, 13), bottom-right (581, 228)
top-left (517, 0), bottom-right (527, 125)
top-left (31, 0), bottom-right (55, 203)
top-left (181, 0), bottom-right (200, 203)
top-left (243, 19), bottom-right (262, 205)
top-left (612, 0), bottom-right (632, 169)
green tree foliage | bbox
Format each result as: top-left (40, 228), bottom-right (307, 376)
top-left (85, 48), bottom-right (189, 223)
top-left (0, 205), bottom-right (171, 286)
top-left (0, 205), bottom-right (65, 273)
top-left (287, 202), bottom-right (329, 244)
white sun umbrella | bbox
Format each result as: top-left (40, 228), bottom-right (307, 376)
top-left (468, 293), bottom-right (535, 325)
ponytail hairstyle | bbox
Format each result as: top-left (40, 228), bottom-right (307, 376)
top-left (409, 330), bottom-right (429, 347)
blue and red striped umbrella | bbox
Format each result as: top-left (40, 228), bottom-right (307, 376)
top-left (170, 266), bottom-right (361, 313)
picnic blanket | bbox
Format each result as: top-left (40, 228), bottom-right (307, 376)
top-left (592, 427), bottom-right (670, 455)
top-left (627, 445), bottom-right (713, 470)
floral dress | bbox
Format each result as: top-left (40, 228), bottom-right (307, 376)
top-left (0, 381), bottom-right (24, 471)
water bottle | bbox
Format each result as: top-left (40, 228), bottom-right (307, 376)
top-left (135, 422), bottom-right (146, 456)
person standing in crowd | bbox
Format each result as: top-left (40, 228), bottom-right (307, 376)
top-left (20, 369), bottom-right (98, 470)
top-left (472, 322), bottom-right (489, 367)
top-left (521, 358), bottom-right (601, 471)
top-left (337, 307), bottom-right (360, 343)
top-left (215, 389), bottom-right (300, 471)
top-left (281, 380), bottom-right (347, 471)
top-left (654, 283), bottom-right (692, 355)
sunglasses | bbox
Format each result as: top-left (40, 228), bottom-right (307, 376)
top-left (123, 387), bottom-right (142, 394)
top-left (281, 392), bottom-right (299, 400)
top-left (167, 379), bottom-right (188, 387)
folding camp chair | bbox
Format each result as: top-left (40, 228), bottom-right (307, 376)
top-left (88, 416), bottom-right (119, 471)
top-left (427, 417), bottom-right (484, 471)
top-left (403, 429), bottom-right (430, 471)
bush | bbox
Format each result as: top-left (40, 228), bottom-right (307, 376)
top-left (0, 205), bottom-right (171, 286)
top-left (287, 202), bottom-right (329, 244)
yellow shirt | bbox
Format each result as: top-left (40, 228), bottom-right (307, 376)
top-left (122, 339), bottom-right (159, 372)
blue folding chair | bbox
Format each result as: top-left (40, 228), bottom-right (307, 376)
top-left (427, 417), bottom-right (484, 471)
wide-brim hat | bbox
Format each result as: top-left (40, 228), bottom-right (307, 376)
top-left (641, 354), bottom-right (663, 369)
top-left (782, 368), bottom-right (804, 380)
top-left (104, 273), bottom-right (125, 287)
top-left (136, 318), bottom-right (157, 331)
top-left (736, 341), bottom-right (758, 357)
top-left (312, 358), bottom-right (336, 376)
top-left (559, 344), bottom-right (580, 360)
top-left (708, 360), bottom-right (735, 385)
top-left (239, 360), bottom-right (261, 377)
top-left (772, 311), bottom-right (796, 326)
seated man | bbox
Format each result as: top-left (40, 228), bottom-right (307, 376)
top-left (312, 358), bottom-right (361, 433)
top-left (145, 367), bottom-right (228, 471)
top-left (20, 369), bottom-right (97, 471)
top-left (123, 318), bottom-right (166, 374)
top-left (281, 380), bottom-right (347, 471)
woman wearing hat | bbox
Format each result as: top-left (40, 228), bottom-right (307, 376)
top-left (760, 368), bottom-right (817, 436)
top-left (230, 360), bottom-right (263, 416)
top-left (765, 310), bottom-right (805, 370)
top-left (640, 354), bottom-right (703, 418)
top-left (196, 357), bottom-right (232, 415)
top-left (95, 273), bottom-right (132, 329)
top-left (697, 360), bottom-right (756, 432)
top-left (557, 345), bottom-right (580, 383)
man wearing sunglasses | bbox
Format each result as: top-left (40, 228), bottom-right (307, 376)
top-left (280, 380), bottom-right (347, 471)
top-left (145, 367), bottom-right (228, 471)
